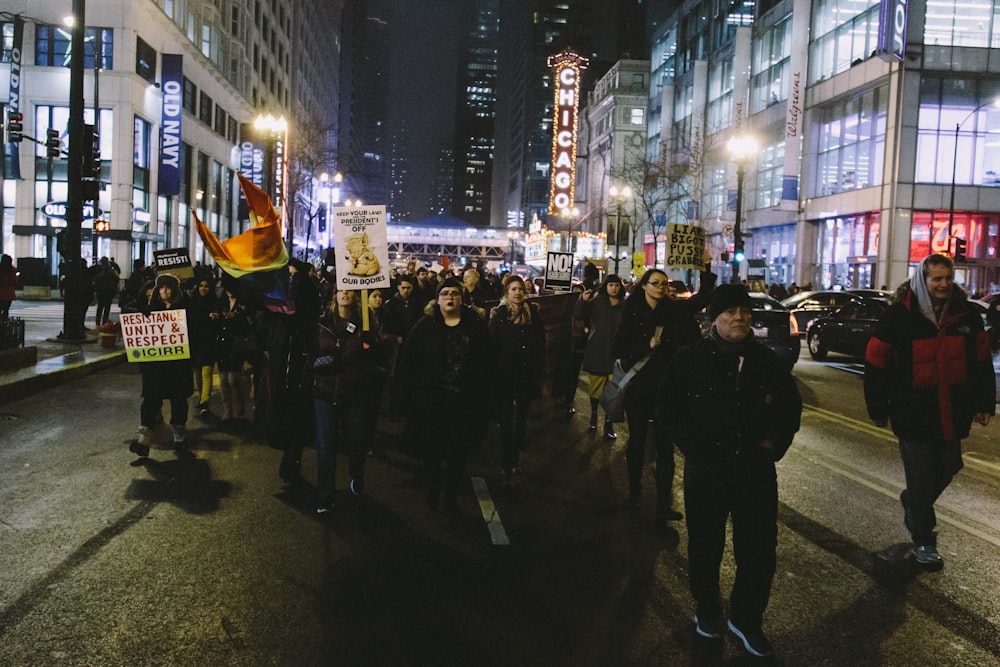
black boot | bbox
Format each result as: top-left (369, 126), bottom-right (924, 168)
top-left (589, 412), bottom-right (598, 431)
top-left (603, 418), bottom-right (617, 440)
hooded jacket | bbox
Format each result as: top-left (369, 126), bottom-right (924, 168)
top-left (864, 276), bottom-right (995, 441)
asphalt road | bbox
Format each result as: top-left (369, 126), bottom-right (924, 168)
top-left (1, 351), bottom-right (1000, 665)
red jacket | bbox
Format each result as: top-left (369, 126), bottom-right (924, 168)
top-left (864, 286), bottom-right (995, 441)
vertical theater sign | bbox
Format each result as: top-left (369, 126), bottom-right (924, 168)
top-left (547, 49), bottom-right (589, 216)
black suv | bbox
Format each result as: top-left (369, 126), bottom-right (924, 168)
top-left (806, 297), bottom-right (891, 361)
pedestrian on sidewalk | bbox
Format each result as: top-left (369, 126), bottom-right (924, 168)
top-left (92, 257), bottom-right (119, 327)
top-left (0, 254), bottom-right (17, 320)
top-left (130, 273), bottom-right (194, 455)
top-left (394, 278), bottom-right (491, 513)
top-left (611, 266), bottom-right (716, 528)
top-left (865, 253), bottom-right (995, 570)
top-left (575, 273), bottom-right (625, 439)
top-left (659, 284), bottom-right (801, 657)
top-left (489, 275), bottom-right (545, 486)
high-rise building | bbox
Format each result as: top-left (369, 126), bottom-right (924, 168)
top-left (491, 0), bottom-right (648, 229)
top-left (451, 0), bottom-right (499, 227)
top-left (0, 0), bottom-right (337, 282)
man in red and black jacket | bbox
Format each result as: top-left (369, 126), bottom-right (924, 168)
top-left (865, 253), bottom-right (995, 570)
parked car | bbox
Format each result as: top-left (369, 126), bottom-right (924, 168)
top-left (806, 297), bottom-right (891, 361)
top-left (782, 290), bottom-right (862, 332)
top-left (968, 298), bottom-right (996, 349)
top-left (699, 292), bottom-right (800, 367)
top-left (848, 288), bottom-right (895, 301)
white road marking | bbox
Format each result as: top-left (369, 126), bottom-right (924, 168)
top-left (471, 476), bottom-right (509, 546)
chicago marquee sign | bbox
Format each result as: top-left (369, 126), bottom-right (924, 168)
top-left (546, 49), bottom-right (589, 216)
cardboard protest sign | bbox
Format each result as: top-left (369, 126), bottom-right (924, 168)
top-left (544, 251), bottom-right (574, 292)
top-left (153, 247), bottom-right (194, 280)
top-left (333, 205), bottom-right (390, 290)
top-left (665, 223), bottom-right (706, 270)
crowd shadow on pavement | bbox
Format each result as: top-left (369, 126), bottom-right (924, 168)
top-left (124, 448), bottom-right (232, 514)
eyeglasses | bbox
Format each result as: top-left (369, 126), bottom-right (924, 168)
top-left (646, 280), bottom-right (668, 287)
top-left (438, 290), bottom-right (462, 298)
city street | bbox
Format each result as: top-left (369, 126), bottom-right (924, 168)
top-left (1, 349), bottom-right (1000, 665)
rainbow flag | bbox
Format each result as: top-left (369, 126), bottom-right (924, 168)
top-left (195, 173), bottom-right (294, 313)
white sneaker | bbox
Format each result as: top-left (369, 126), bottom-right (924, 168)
top-left (136, 426), bottom-right (151, 445)
top-left (172, 425), bottom-right (186, 444)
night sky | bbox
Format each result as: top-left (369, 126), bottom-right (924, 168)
top-left (386, 0), bottom-right (466, 219)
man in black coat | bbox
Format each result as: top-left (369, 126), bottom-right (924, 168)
top-left (659, 284), bottom-right (801, 658)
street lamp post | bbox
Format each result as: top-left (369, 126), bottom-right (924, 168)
top-left (609, 185), bottom-right (631, 277)
top-left (727, 134), bottom-right (758, 284)
top-left (59, 0), bottom-right (87, 341)
top-left (948, 99), bottom-right (1000, 247)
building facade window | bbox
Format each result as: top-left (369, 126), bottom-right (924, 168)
top-left (915, 76), bottom-right (1000, 185)
top-left (2, 22), bottom-right (14, 63)
top-left (808, 84), bottom-right (887, 197)
top-left (924, 0), bottom-right (1000, 47)
top-left (813, 211), bottom-right (881, 289)
top-left (136, 37), bottom-right (156, 83)
top-left (756, 138), bottom-right (786, 209)
top-left (183, 77), bottom-right (197, 115)
top-left (36, 25), bottom-right (114, 69)
top-left (751, 16), bottom-right (791, 113)
top-left (199, 92), bottom-right (213, 126)
top-left (133, 115), bottom-right (151, 190)
top-left (706, 57), bottom-right (734, 132)
top-left (809, 0), bottom-right (880, 84)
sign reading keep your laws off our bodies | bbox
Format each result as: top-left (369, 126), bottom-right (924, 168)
top-left (666, 223), bottom-right (707, 270)
top-left (333, 205), bottom-right (391, 291)
top-left (121, 311), bottom-right (191, 363)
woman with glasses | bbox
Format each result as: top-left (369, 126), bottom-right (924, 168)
top-left (394, 278), bottom-right (491, 514)
top-left (611, 266), bottom-right (716, 530)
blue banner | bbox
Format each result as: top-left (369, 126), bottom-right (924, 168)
top-left (157, 54), bottom-right (183, 195)
top-left (5, 17), bottom-right (23, 179)
top-left (781, 175), bottom-right (799, 201)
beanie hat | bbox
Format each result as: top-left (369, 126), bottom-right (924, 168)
top-left (708, 284), bottom-right (753, 321)
top-left (438, 277), bottom-right (464, 296)
top-left (154, 273), bottom-right (180, 292)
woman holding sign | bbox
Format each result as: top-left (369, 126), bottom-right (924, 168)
top-left (130, 273), bottom-right (194, 456)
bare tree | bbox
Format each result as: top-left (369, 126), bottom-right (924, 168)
top-left (285, 113), bottom-right (337, 259)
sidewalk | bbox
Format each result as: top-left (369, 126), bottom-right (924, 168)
top-left (0, 297), bottom-right (125, 405)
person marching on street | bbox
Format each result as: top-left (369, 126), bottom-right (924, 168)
top-left (394, 278), bottom-right (491, 514)
top-left (188, 277), bottom-right (220, 415)
top-left (130, 273), bottom-right (195, 456)
top-left (611, 266), bottom-right (716, 528)
top-left (865, 253), bottom-right (995, 570)
top-left (311, 288), bottom-right (384, 514)
top-left (575, 273), bottom-right (625, 440)
top-left (489, 274), bottom-right (546, 486)
top-left (659, 284), bottom-right (801, 657)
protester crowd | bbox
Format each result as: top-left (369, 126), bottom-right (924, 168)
top-left (109, 250), bottom-right (994, 659)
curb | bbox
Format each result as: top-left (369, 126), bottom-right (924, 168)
top-left (0, 353), bottom-right (127, 406)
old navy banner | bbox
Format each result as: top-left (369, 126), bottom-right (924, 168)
top-left (158, 54), bottom-right (183, 195)
top-left (5, 16), bottom-right (23, 179)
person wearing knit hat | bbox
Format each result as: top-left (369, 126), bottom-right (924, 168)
top-left (129, 271), bottom-right (194, 457)
top-left (658, 278), bottom-right (801, 656)
top-left (865, 253), bottom-right (994, 572)
top-left (707, 283), bottom-right (754, 323)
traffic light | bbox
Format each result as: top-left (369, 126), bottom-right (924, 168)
top-left (84, 124), bottom-right (101, 178)
top-left (6, 110), bottom-right (23, 143)
top-left (734, 241), bottom-right (746, 264)
top-left (55, 230), bottom-right (66, 255)
top-left (94, 219), bottom-right (110, 233)
top-left (46, 129), bottom-right (61, 159)
top-left (954, 237), bottom-right (967, 261)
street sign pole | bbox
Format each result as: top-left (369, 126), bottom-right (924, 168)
top-left (60, 0), bottom-right (87, 341)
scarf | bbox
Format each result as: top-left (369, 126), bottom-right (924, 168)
top-left (500, 298), bottom-right (532, 326)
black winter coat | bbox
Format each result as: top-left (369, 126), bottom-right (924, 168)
top-left (310, 311), bottom-right (385, 407)
top-left (864, 284), bottom-right (995, 441)
top-left (659, 332), bottom-right (802, 463)
top-left (488, 302), bottom-right (546, 399)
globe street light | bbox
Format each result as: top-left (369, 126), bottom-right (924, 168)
top-left (948, 99), bottom-right (1000, 252)
top-left (608, 185), bottom-right (631, 276)
top-left (727, 134), bottom-right (758, 284)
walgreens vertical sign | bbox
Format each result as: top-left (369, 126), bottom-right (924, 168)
top-left (546, 49), bottom-right (588, 215)
top-left (875, 0), bottom-right (908, 62)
